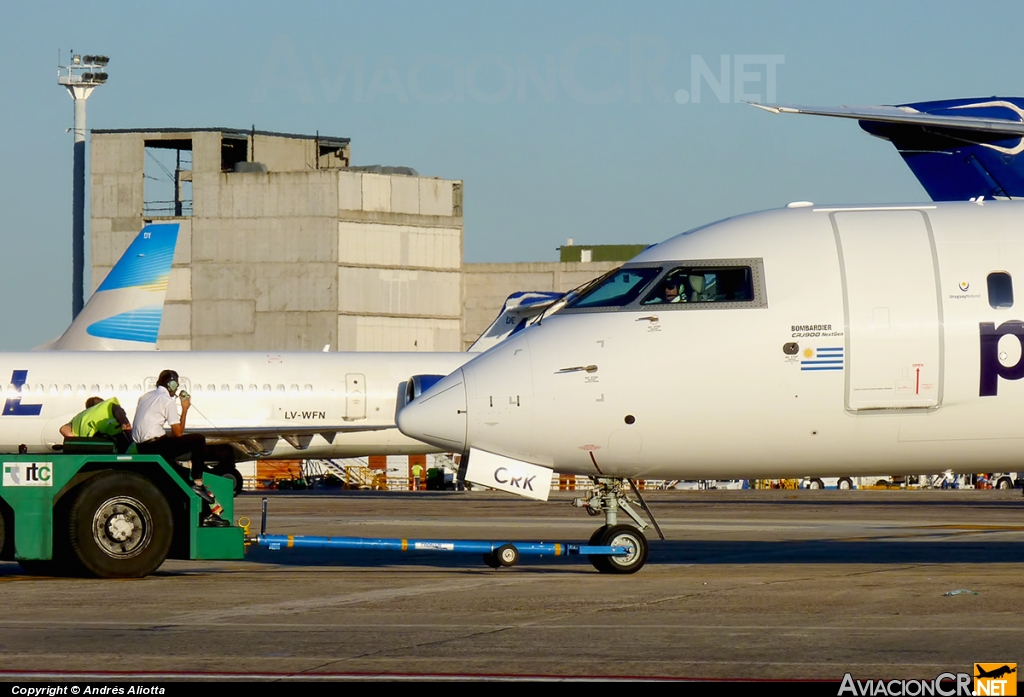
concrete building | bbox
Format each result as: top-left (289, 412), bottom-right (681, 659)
top-left (90, 128), bottom-right (463, 351)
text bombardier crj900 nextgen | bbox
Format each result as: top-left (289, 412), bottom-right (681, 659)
top-left (398, 199), bottom-right (1024, 573)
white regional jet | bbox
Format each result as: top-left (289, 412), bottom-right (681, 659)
top-left (397, 199), bottom-right (1024, 573)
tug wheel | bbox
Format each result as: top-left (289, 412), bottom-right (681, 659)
top-left (67, 471), bottom-right (173, 578)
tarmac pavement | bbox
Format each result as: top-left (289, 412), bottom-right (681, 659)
top-left (0, 488), bottom-right (1021, 681)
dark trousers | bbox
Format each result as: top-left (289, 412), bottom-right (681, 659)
top-left (137, 433), bottom-right (208, 480)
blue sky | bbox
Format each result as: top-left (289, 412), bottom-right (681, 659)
top-left (0, 1), bottom-right (1021, 349)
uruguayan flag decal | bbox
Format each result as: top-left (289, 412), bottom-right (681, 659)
top-left (801, 346), bottom-right (844, 371)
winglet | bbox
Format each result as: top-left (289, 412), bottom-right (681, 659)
top-left (467, 291), bottom-right (565, 353)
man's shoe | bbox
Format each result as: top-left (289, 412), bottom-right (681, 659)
top-left (191, 483), bottom-right (216, 504)
top-left (201, 513), bottom-right (231, 528)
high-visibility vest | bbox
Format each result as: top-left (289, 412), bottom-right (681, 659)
top-left (71, 398), bottom-right (123, 438)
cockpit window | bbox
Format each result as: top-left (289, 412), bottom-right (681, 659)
top-left (567, 267), bottom-right (662, 309)
top-left (642, 266), bottom-right (754, 305)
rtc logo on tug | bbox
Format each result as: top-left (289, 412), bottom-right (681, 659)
top-left (3, 462), bottom-right (53, 487)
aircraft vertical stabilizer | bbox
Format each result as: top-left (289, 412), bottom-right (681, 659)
top-left (467, 291), bottom-right (564, 353)
top-left (38, 223), bottom-right (179, 350)
top-left (753, 97), bottom-right (1024, 201)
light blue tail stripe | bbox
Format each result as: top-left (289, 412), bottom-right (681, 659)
top-left (86, 305), bottom-right (164, 343)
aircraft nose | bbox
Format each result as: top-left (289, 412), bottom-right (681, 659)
top-left (397, 368), bottom-right (467, 452)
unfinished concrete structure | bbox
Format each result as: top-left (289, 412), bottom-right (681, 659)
top-left (90, 128), bottom-right (463, 351)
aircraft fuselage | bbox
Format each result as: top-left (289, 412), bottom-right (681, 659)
top-left (0, 351), bottom-right (468, 458)
top-left (399, 201), bottom-right (1024, 480)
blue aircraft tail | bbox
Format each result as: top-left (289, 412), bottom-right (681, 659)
top-left (753, 98), bottom-right (1024, 201)
top-left (37, 223), bottom-right (180, 350)
top-left (467, 291), bottom-right (564, 352)
top-left (862, 98), bottom-right (1024, 201)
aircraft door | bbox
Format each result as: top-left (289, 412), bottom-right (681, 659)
top-left (834, 210), bottom-right (943, 410)
top-left (344, 373), bottom-right (366, 421)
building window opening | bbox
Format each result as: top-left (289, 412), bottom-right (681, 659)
top-left (221, 136), bottom-right (248, 172)
top-left (144, 139), bottom-right (192, 217)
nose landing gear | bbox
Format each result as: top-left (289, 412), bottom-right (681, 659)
top-left (573, 478), bottom-right (663, 574)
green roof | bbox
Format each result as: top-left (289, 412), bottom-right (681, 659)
top-left (558, 244), bottom-right (650, 263)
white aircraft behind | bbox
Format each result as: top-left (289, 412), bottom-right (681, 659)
top-left (0, 284), bottom-right (564, 491)
top-left (397, 199), bottom-right (1024, 573)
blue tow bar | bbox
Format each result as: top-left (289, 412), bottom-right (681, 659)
top-left (257, 534), bottom-right (626, 557)
top-left (245, 498), bottom-right (630, 568)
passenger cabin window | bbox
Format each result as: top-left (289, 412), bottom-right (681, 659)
top-left (988, 272), bottom-right (1013, 309)
top-left (568, 267), bottom-right (661, 309)
top-left (643, 266), bottom-right (754, 305)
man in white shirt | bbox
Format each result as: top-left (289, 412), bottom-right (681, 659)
top-left (133, 369), bottom-right (229, 527)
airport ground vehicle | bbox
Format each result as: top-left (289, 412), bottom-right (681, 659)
top-left (666, 479), bottom-right (746, 490)
top-left (0, 453), bottom-right (243, 578)
top-left (758, 472), bottom-right (1022, 490)
top-left (988, 473), bottom-right (1022, 489)
top-left (802, 477), bottom-right (855, 490)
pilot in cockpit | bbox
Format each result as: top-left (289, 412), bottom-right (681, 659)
top-left (648, 276), bottom-right (689, 304)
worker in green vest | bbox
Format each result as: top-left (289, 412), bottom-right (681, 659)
top-left (411, 463), bottom-right (424, 491)
top-left (60, 396), bottom-right (132, 453)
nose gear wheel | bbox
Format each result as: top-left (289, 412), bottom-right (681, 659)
top-left (574, 477), bottom-right (659, 574)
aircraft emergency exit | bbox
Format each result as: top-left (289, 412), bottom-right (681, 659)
top-left (398, 199), bottom-right (1024, 573)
